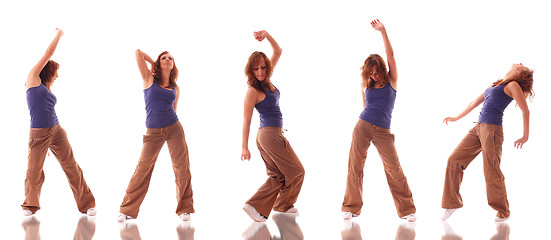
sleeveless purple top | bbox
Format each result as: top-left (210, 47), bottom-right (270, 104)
top-left (26, 84), bottom-right (59, 128)
top-left (255, 87), bottom-right (283, 128)
top-left (144, 81), bottom-right (179, 128)
top-left (478, 85), bottom-right (513, 126)
top-left (359, 83), bottom-right (396, 129)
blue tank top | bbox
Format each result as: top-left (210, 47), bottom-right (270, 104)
top-left (255, 87), bottom-right (283, 128)
top-left (144, 81), bottom-right (179, 128)
top-left (26, 84), bottom-right (59, 128)
top-left (478, 85), bottom-right (513, 126)
top-left (359, 83), bottom-right (396, 129)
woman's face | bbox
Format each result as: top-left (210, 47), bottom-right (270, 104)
top-left (505, 63), bottom-right (526, 80)
top-left (368, 67), bottom-right (381, 82)
top-left (160, 53), bottom-right (174, 70)
top-left (252, 57), bottom-right (267, 81)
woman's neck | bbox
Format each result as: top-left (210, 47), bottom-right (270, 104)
top-left (161, 70), bottom-right (171, 86)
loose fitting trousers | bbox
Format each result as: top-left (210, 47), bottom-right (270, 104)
top-left (120, 121), bottom-right (194, 218)
top-left (22, 124), bottom-right (95, 213)
top-left (342, 119), bottom-right (415, 218)
top-left (246, 127), bottom-right (305, 218)
top-left (442, 123), bottom-right (509, 218)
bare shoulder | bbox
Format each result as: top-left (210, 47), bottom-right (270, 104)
top-left (246, 86), bottom-right (261, 96)
top-left (504, 81), bottom-right (522, 98)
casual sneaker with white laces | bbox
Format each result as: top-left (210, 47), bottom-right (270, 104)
top-left (243, 204), bottom-right (267, 222)
top-left (86, 208), bottom-right (96, 216)
top-left (441, 208), bottom-right (457, 221)
top-left (180, 213), bottom-right (191, 221)
top-left (23, 209), bottom-right (34, 216)
top-left (343, 212), bottom-right (358, 220)
top-left (117, 213), bottom-right (134, 222)
top-left (495, 216), bottom-right (510, 222)
top-left (401, 213), bottom-right (417, 222)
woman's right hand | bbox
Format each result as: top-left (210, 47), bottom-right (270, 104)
top-left (443, 117), bottom-right (458, 125)
top-left (241, 148), bottom-right (251, 161)
top-left (370, 19), bottom-right (386, 32)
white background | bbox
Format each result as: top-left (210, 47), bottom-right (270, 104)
top-left (1, 0), bottom-right (549, 239)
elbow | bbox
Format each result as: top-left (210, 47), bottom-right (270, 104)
top-left (523, 108), bottom-right (530, 118)
top-left (274, 47), bottom-right (283, 56)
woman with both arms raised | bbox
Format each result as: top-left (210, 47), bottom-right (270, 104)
top-left (118, 49), bottom-right (194, 222)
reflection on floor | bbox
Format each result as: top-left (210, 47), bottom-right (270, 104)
top-left (242, 212), bottom-right (303, 240)
top-left (442, 221), bottom-right (510, 240)
top-left (22, 215), bottom-right (96, 240)
top-left (341, 221), bottom-right (416, 240)
top-left (119, 221), bottom-right (195, 240)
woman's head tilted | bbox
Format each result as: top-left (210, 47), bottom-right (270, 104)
top-left (153, 51), bottom-right (178, 88)
top-left (495, 63), bottom-right (534, 99)
top-left (39, 60), bottom-right (59, 87)
top-left (361, 54), bottom-right (390, 89)
top-left (245, 51), bottom-right (274, 92)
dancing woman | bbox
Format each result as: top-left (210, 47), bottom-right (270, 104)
top-left (23, 28), bottom-right (96, 216)
top-left (441, 63), bottom-right (533, 222)
top-left (341, 20), bottom-right (416, 222)
top-left (118, 49), bottom-right (194, 221)
top-left (241, 30), bottom-right (305, 222)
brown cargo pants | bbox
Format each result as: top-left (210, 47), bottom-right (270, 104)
top-left (22, 124), bottom-right (95, 213)
top-left (342, 119), bottom-right (415, 218)
top-left (442, 123), bottom-right (510, 218)
top-left (120, 121), bottom-right (194, 218)
top-left (246, 127), bottom-right (305, 218)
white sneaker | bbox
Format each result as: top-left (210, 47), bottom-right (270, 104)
top-left (86, 208), bottom-right (96, 216)
top-left (274, 207), bottom-right (299, 214)
top-left (441, 208), bottom-right (457, 221)
top-left (180, 213), bottom-right (191, 221)
top-left (117, 213), bottom-right (134, 222)
top-left (23, 209), bottom-right (34, 216)
top-left (495, 216), bottom-right (510, 222)
top-left (401, 213), bottom-right (417, 222)
top-left (243, 204), bottom-right (267, 222)
top-left (343, 212), bottom-right (358, 220)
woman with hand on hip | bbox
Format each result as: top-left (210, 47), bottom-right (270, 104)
top-left (441, 63), bottom-right (533, 222)
top-left (23, 28), bottom-right (96, 216)
top-left (118, 49), bottom-right (194, 222)
top-left (342, 19), bottom-right (416, 222)
top-left (241, 30), bottom-right (305, 222)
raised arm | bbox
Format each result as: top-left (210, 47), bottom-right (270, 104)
top-left (371, 19), bottom-right (397, 88)
top-left (241, 87), bottom-right (259, 161)
top-left (505, 81), bottom-right (530, 149)
top-left (135, 49), bottom-right (155, 89)
top-left (443, 92), bottom-right (485, 124)
top-left (254, 30), bottom-right (282, 68)
top-left (26, 28), bottom-right (64, 89)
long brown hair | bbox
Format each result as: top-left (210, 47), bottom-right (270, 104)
top-left (245, 51), bottom-right (274, 92)
top-left (39, 60), bottom-right (59, 87)
top-left (493, 67), bottom-right (534, 100)
top-left (360, 54), bottom-right (390, 89)
top-left (152, 51), bottom-right (178, 88)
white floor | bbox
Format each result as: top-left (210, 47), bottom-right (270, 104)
top-left (8, 201), bottom-right (549, 239)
